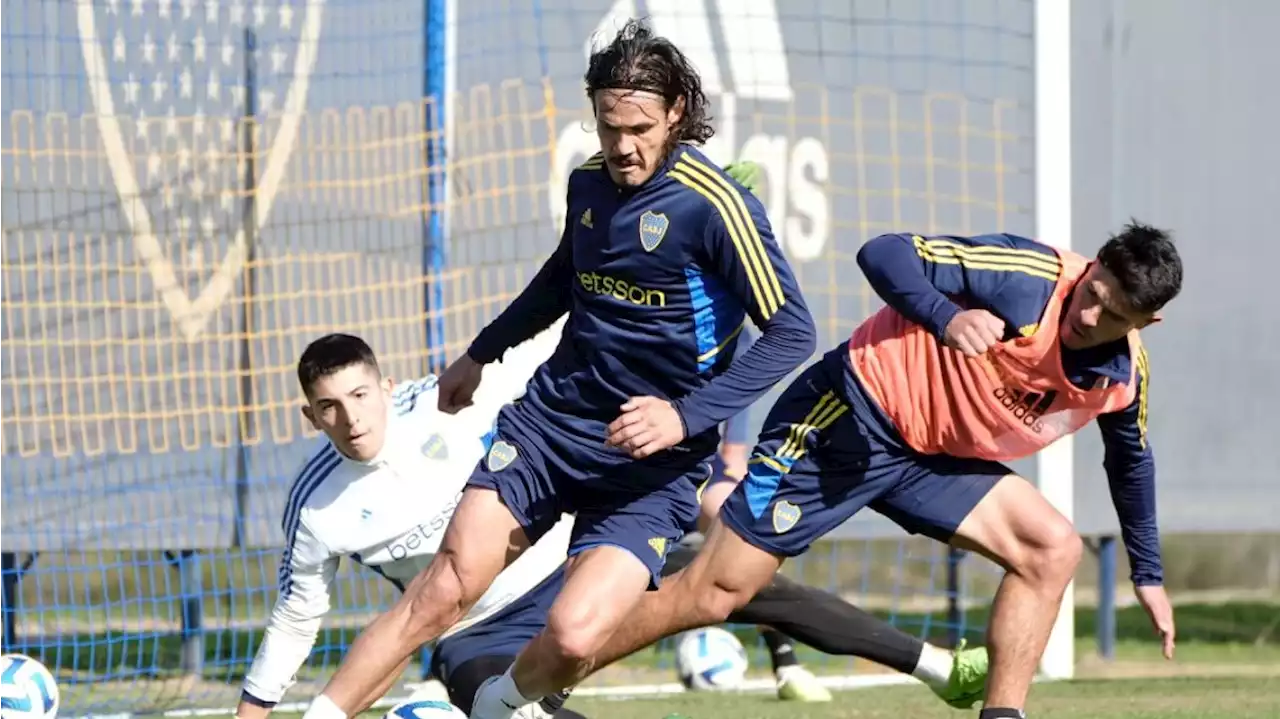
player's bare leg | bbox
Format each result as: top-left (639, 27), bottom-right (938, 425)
top-left (695, 479), bottom-right (832, 702)
top-left (950, 474), bottom-right (1083, 712)
top-left (694, 480), bottom-right (734, 532)
top-left (471, 521), bottom-right (780, 718)
top-left (596, 519), bottom-right (781, 676)
top-left (471, 545), bottom-right (652, 717)
top-left (306, 487), bottom-right (529, 717)
top-left (350, 654), bottom-right (414, 715)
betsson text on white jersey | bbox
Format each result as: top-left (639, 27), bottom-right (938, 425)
top-left (242, 320), bottom-right (570, 705)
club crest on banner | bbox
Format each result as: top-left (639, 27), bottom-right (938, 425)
top-left (77, 0), bottom-right (326, 340)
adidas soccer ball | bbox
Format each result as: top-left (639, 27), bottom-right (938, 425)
top-left (382, 698), bottom-right (468, 719)
top-left (674, 627), bottom-right (749, 691)
top-left (0, 654), bottom-right (59, 719)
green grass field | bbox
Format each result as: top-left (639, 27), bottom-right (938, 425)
top-left (33, 602), bottom-right (1280, 717)
top-left (551, 677), bottom-right (1280, 719)
top-left (295, 639), bottom-right (1280, 719)
top-left (266, 623), bottom-right (1280, 719)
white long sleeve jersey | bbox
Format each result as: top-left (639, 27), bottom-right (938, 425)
top-left (242, 326), bottom-right (573, 704)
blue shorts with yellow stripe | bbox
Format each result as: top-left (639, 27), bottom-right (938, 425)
top-left (720, 342), bottom-right (1011, 557)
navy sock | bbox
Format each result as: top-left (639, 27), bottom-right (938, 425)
top-left (979, 708), bottom-right (1026, 719)
top-left (762, 628), bottom-right (799, 672)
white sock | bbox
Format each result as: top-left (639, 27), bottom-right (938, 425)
top-left (911, 644), bottom-right (955, 686)
top-left (776, 665), bottom-right (807, 683)
top-left (490, 665), bottom-right (541, 708)
top-left (301, 695), bottom-right (347, 719)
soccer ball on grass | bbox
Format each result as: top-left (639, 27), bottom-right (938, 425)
top-left (674, 626), bottom-right (749, 691)
top-left (382, 698), bottom-right (468, 719)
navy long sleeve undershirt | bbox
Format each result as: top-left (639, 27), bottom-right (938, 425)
top-left (857, 232), bottom-right (1162, 585)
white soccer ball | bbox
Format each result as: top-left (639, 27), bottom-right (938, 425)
top-left (0, 654), bottom-right (59, 719)
top-left (674, 627), bottom-right (749, 691)
top-left (382, 698), bottom-right (468, 719)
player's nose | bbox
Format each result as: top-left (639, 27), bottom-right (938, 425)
top-left (1080, 306), bottom-right (1101, 327)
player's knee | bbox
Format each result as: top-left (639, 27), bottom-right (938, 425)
top-left (1017, 518), bottom-right (1083, 585)
top-left (543, 602), bottom-right (611, 665)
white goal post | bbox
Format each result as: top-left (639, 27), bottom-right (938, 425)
top-left (1033, 0), bottom-right (1076, 682)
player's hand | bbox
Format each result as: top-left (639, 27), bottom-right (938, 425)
top-left (942, 309), bottom-right (1006, 357)
top-left (1135, 584), bottom-right (1176, 659)
top-left (606, 396), bottom-right (687, 459)
top-left (437, 353), bottom-right (484, 414)
top-left (724, 160), bottom-right (762, 195)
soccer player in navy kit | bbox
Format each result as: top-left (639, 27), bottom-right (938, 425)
top-left (301, 20), bottom-right (816, 719)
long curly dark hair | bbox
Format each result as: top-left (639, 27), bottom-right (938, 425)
top-left (583, 19), bottom-right (715, 147)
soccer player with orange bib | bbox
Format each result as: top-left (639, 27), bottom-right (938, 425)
top-left (572, 223), bottom-right (1183, 719)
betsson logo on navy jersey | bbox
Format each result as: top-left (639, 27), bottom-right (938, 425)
top-left (576, 271), bottom-right (667, 307)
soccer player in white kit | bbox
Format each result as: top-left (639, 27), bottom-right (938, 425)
top-left (236, 331), bottom-right (576, 719)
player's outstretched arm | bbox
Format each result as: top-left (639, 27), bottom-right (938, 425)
top-left (238, 520), bottom-right (339, 718)
top-left (668, 175), bottom-right (817, 439)
top-left (1096, 345), bottom-right (1175, 659)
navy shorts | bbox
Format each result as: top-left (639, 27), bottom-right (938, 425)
top-left (468, 403), bottom-right (703, 587)
top-left (720, 344), bottom-right (1011, 557)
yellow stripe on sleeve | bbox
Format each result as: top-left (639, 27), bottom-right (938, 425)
top-left (681, 157), bottom-right (786, 305)
top-left (913, 235), bottom-right (1063, 283)
top-left (1135, 345), bottom-right (1150, 448)
top-left (670, 159), bottom-right (785, 318)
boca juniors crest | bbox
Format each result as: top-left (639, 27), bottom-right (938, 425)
top-left (639, 210), bottom-right (669, 252)
top-left (772, 500), bottom-right (802, 534)
top-left (486, 440), bottom-right (518, 472)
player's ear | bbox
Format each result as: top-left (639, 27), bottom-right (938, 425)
top-left (667, 95), bottom-right (686, 126)
top-left (381, 376), bottom-right (394, 394)
top-left (300, 404), bottom-right (318, 429)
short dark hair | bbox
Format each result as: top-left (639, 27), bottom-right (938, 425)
top-left (584, 19), bottom-right (715, 147)
top-left (297, 334), bottom-right (380, 396)
top-left (1096, 220), bottom-right (1183, 314)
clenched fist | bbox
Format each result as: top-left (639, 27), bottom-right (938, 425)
top-left (943, 309), bottom-right (1006, 357)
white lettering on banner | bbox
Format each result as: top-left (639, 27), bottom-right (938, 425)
top-left (550, 0), bottom-right (831, 262)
